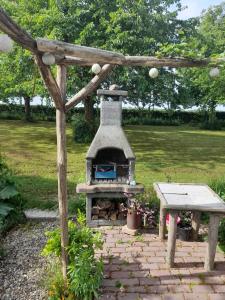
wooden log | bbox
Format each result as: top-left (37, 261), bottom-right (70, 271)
top-left (56, 65), bottom-right (69, 280)
top-left (204, 214), bottom-right (221, 271)
top-left (35, 54), bottom-right (64, 111)
top-left (37, 38), bottom-right (125, 64)
top-left (65, 64), bottom-right (113, 111)
top-left (124, 56), bottom-right (225, 68)
top-left (166, 211), bottom-right (178, 267)
top-left (159, 205), bottom-right (167, 240)
top-left (0, 7), bottom-right (37, 52)
top-left (191, 211), bottom-right (201, 241)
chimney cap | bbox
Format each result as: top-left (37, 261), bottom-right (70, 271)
top-left (97, 89), bottom-right (128, 97)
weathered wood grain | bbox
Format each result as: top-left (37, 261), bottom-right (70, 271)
top-left (65, 64), bottom-right (113, 111)
top-left (35, 54), bottom-right (64, 110)
top-left (204, 214), bottom-right (222, 271)
top-left (56, 65), bottom-right (68, 280)
top-left (166, 211), bottom-right (178, 267)
top-left (37, 38), bottom-right (125, 65)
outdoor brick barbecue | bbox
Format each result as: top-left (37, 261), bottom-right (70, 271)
top-left (76, 86), bottom-right (144, 226)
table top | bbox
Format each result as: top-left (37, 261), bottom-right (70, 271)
top-left (153, 183), bottom-right (225, 213)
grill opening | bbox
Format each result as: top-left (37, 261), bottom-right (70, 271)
top-left (91, 148), bottom-right (129, 183)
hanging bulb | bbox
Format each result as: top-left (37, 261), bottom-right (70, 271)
top-left (0, 34), bottom-right (13, 53)
top-left (149, 68), bottom-right (159, 78)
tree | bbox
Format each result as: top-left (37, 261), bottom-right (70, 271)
top-left (0, 0), bottom-right (197, 122)
top-left (177, 3), bottom-right (225, 123)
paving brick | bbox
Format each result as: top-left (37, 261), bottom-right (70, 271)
top-left (212, 285), bottom-right (225, 293)
top-left (140, 294), bottom-right (162, 300)
top-left (192, 285), bottom-right (214, 293)
top-left (148, 257), bottom-right (165, 263)
top-left (139, 277), bottom-right (160, 286)
top-left (167, 284), bottom-right (192, 293)
top-left (140, 262), bottom-right (160, 270)
top-left (183, 293), bottom-right (208, 300)
top-left (209, 294), bottom-right (225, 300)
top-left (102, 278), bottom-right (139, 287)
top-left (126, 246), bottom-right (142, 252)
top-left (162, 294), bottom-right (184, 300)
top-left (160, 275), bottom-right (181, 285)
top-left (99, 293), bottom-right (117, 299)
top-left (120, 263), bottom-right (140, 271)
top-left (117, 293), bottom-right (140, 300)
top-left (142, 251), bottom-right (156, 257)
top-left (150, 270), bottom-right (171, 277)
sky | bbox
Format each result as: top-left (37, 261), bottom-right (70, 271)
top-left (178, 0), bottom-right (223, 19)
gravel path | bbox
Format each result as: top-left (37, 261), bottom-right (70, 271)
top-left (0, 221), bottom-right (58, 300)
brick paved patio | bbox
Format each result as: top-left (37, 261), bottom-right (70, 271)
top-left (95, 227), bottom-right (225, 300)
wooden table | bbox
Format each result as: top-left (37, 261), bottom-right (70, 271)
top-left (153, 183), bottom-right (225, 271)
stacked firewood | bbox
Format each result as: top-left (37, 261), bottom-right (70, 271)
top-left (91, 199), bottom-right (127, 221)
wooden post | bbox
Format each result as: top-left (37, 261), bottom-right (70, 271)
top-left (159, 204), bottom-right (167, 240)
top-left (56, 65), bottom-right (68, 280)
top-left (191, 211), bottom-right (201, 241)
top-left (204, 214), bottom-right (221, 271)
top-left (166, 211), bottom-right (178, 267)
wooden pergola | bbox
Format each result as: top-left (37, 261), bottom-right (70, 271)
top-left (0, 7), bottom-right (224, 280)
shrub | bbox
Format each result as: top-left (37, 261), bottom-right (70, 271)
top-left (0, 155), bottom-right (25, 235)
top-left (42, 211), bottom-right (103, 300)
top-left (200, 120), bottom-right (224, 131)
top-left (71, 114), bottom-right (97, 143)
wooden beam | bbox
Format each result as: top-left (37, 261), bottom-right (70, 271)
top-left (35, 54), bottom-right (64, 111)
top-left (37, 38), bottom-right (125, 65)
top-left (65, 64), bottom-right (113, 111)
top-left (0, 7), bottom-right (37, 52)
top-left (124, 56), bottom-right (225, 68)
top-left (56, 65), bottom-right (68, 280)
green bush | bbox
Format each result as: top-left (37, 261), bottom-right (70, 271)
top-left (0, 155), bottom-right (25, 235)
top-left (123, 116), bottom-right (181, 126)
top-left (71, 114), bottom-right (97, 143)
top-left (42, 211), bottom-right (103, 300)
top-left (200, 120), bottom-right (224, 131)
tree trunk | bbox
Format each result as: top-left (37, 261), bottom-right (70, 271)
top-left (84, 95), bottom-right (94, 123)
top-left (24, 96), bottom-right (31, 121)
top-left (56, 65), bottom-right (68, 282)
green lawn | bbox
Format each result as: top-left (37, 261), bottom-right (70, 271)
top-left (1, 119), bottom-right (225, 209)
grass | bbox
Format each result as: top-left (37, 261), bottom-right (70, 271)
top-left (1, 119), bottom-right (225, 209)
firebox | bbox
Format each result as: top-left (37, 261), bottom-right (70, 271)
top-left (76, 85), bottom-right (144, 226)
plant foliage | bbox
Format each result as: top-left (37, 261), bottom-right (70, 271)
top-left (0, 155), bottom-right (25, 234)
top-left (42, 211), bottom-right (103, 300)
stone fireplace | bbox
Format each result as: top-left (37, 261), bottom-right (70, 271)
top-left (76, 86), bottom-right (144, 226)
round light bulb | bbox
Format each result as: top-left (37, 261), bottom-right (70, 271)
top-left (209, 67), bottom-right (220, 77)
top-left (91, 63), bottom-right (101, 74)
top-left (42, 52), bottom-right (56, 65)
top-left (0, 34), bottom-right (13, 53)
top-left (149, 68), bottom-right (159, 78)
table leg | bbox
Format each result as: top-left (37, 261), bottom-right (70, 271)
top-left (159, 205), bottom-right (166, 240)
top-left (191, 211), bottom-right (201, 241)
top-left (166, 211), bottom-right (178, 268)
top-left (204, 214), bottom-right (221, 271)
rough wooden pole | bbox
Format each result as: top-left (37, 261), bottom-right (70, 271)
top-left (159, 205), bottom-right (167, 240)
top-left (56, 65), bottom-right (68, 280)
top-left (204, 214), bottom-right (221, 271)
top-left (166, 211), bottom-right (178, 267)
top-left (191, 211), bottom-right (201, 241)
